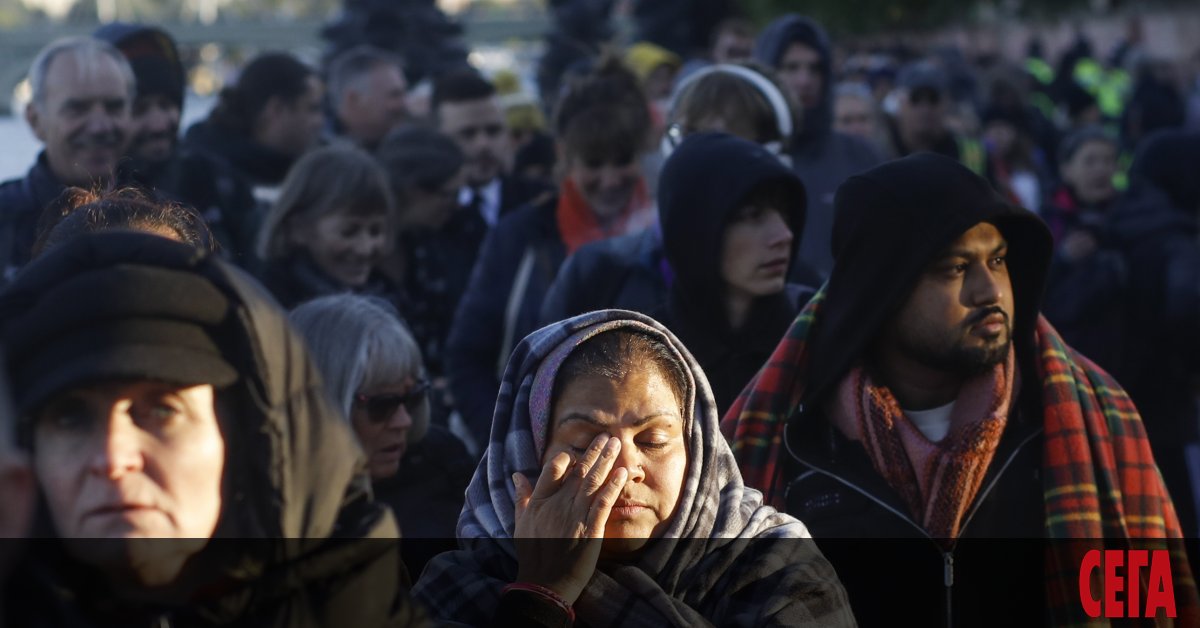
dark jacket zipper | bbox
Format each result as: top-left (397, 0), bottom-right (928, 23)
top-left (785, 421), bottom-right (1043, 627)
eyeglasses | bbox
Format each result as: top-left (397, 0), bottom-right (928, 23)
top-left (354, 380), bottom-right (430, 424)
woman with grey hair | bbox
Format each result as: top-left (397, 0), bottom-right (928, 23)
top-left (289, 295), bottom-right (474, 556)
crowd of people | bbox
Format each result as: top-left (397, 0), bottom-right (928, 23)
top-left (0, 7), bottom-right (1198, 627)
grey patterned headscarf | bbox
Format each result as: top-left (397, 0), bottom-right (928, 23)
top-left (413, 310), bottom-right (854, 627)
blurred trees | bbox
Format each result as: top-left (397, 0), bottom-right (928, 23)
top-left (740, 0), bottom-right (1198, 35)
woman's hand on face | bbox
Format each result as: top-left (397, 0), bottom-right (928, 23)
top-left (512, 434), bottom-right (629, 605)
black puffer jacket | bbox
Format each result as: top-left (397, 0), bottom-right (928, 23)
top-left (0, 232), bottom-right (431, 627)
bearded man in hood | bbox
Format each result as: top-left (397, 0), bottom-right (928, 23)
top-left (723, 152), bottom-right (1198, 627)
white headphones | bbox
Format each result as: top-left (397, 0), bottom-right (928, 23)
top-left (660, 63), bottom-right (794, 159)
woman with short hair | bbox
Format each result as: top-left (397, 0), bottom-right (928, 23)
top-left (256, 145), bottom-right (406, 313)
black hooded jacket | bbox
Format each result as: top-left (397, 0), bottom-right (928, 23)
top-left (658, 133), bottom-right (811, 414)
top-left (754, 14), bottom-right (884, 280)
top-left (780, 154), bottom-right (1055, 626)
top-left (0, 233), bottom-right (431, 627)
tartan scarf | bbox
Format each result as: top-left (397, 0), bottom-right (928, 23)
top-left (828, 349), bottom-right (1013, 541)
top-left (721, 287), bottom-right (1199, 626)
top-left (411, 309), bottom-right (854, 627)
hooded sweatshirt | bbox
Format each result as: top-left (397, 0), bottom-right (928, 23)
top-left (801, 153), bottom-right (1051, 414)
top-left (754, 14), bottom-right (884, 279)
top-left (0, 232), bottom-right (430, 627)
top-left (658, 132), bottom-right (809, 414)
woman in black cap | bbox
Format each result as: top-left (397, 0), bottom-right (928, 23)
top-left (0, 231), bottom-right (429, 627)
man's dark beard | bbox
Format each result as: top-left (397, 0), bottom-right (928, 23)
top-left (902, 308), bottom-right (1012, 376)
top-left (130, 131), bottom-right (177, 164)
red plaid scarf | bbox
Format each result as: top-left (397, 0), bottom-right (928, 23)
top-left (721, 288), bottom-right (1198, 626)
top-left (828, 349), bottom-right (1013, 541)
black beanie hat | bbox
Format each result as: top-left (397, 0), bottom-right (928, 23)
top-left (376, 124), bottom-right (465, 191)
top-left (1, 235), bottom-right (237, 415)
top-left (1130, 129), bottom-right (1200, 212)
top-left (94, 23), bottom-right (185, 108)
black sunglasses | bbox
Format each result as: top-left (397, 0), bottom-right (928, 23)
top-left (354, 380), bottom-right (430, 424)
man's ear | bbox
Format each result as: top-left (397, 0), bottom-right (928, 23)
top-left (24, 102), bottom-right (46, 143)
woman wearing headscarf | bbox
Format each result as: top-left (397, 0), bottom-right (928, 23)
top-left (413, 309), bottom-right (853, 627)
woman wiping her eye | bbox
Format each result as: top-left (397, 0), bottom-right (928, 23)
top-left (413, 309), bottom-right (854, 627)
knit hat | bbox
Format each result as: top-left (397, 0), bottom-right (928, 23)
top-left (897, 61), bottom-right (949, 93)
top-left (376, 124), bottom-right (465, 191)
top-left (1, 233), bottom-right (237, 415)
top-left (1130, 129), bottom-right (1200, 211)
top-left (1056, 125), bottom-right (1116, 165)
top-left (94, 23), bottom-right (185, 108)
top-left (624, 42), bottom-right (682, 84)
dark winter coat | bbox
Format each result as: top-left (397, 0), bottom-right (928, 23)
top-left (538, 226), bottom-right (669, 326)
top-left (0, 153), bottom-right (69, 283)
top-left (492, 174), bottom-right (554, 222)
top-left (257, 252), bottom-right (409, 316)
top-left (398, 206), bottom-right (490, 380)
top-left (779, 153), bottom-right (1054, 626)
top-left (183, 119), bottom-right (295, 199)
top-left (374, 425), bottom-right (475, 579)
top-left (1107, 130), bottom-right (1200, 442)
top-left (444, 194), bottom-right (564, 450)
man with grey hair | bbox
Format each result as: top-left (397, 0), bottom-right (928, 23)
top-left (327, 45), bottom-right (408, 151)
top-left (0, 36), bottom-right (134, 282)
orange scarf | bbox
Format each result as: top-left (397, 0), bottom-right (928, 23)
top-left (555, 177), bottom-right (654, 255)
top-left (829, 349), bottom-right (1015, 541)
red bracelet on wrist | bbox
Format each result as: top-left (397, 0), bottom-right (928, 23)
top-left (502, 582), bottom-right (576, 623)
